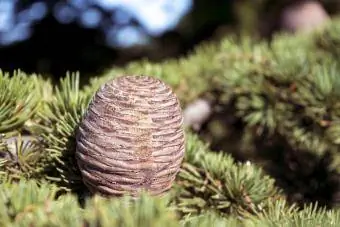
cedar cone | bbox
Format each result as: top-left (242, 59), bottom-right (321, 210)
top-left (280, 1), bottom-right (329, 33)
top-left (75, 75), bottom-right (185, 197)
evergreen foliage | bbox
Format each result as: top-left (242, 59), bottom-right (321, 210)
top-left (1, 15), bottom-right (340, 227)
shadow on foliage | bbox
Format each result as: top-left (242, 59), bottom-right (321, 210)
top-left (253, 134), bottom-right (340, 209)
top-left (197, 92), bottom-right (340, 209)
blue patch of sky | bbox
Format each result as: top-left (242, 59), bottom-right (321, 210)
top-left (0, 0), bottom-right (193, 47)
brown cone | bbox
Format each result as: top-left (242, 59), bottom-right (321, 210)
top-left (280, 1), bottom-right (329, 33)
top-left (75, 75), bottom-right (185, 197)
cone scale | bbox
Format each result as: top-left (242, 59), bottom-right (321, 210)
top-left (75, 75), bottom-right (185, 197)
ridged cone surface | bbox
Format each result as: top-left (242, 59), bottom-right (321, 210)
top-left (76, 75), bottom-right (185, 196)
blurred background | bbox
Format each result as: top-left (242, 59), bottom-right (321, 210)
top-left (1, 0), bottom-right (340, 82)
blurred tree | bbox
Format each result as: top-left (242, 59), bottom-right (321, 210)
top-left (0, 0), bottom-right (235, 82)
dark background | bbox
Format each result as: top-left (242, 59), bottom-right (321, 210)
top-left (0, 0), bottom-right (233, 82)
top-left (1, 0), bottom-right (338, 83)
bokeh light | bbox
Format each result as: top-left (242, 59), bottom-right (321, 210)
top-left (0, 0), bottom-right (193, 48)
